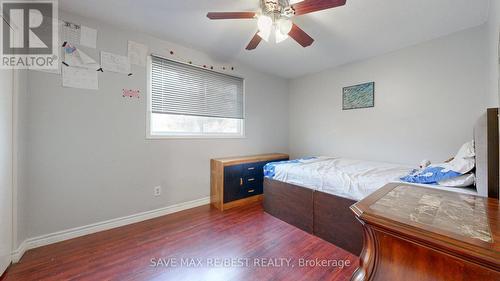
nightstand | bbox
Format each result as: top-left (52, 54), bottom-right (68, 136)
top-left (210, 153), bottom-right (289, 211)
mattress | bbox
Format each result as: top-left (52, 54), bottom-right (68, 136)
top-left (264, 157), bottom-right (477, 201)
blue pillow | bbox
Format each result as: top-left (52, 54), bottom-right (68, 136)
top-left (401, 166), bottom-right (461, 184)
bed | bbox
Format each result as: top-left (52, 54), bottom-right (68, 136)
top-left (263, 108), bottom-right (499, 255)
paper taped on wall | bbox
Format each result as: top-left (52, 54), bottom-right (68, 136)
top-left (60, 20), bottom-right (98, 49)
top-left (64, 48), bottom-right (99, 70)
top-left (101, 51), bottom-right (131, 74)
top-left (60, 21), bottom-right (81, 45)
top-left (80, 26), bottom-right (97, 48)
top-left (128, 41), bottom-right (148, 67)
top-left (62, 66), bottom-right (98, 90)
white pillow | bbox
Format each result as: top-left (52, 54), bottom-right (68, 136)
top-left (455, 141), bottom-right (475, 159)
top-left (438, 173), bottom-right (475, 187)
top-left (434, 140), bottom-right (475, 174)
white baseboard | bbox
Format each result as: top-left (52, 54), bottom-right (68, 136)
top-left (11, 196), bottom-right (210, 263)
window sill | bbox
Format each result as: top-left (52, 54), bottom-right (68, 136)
top-left (146, 134), bottom-right (246, 140)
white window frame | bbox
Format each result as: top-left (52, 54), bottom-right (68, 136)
top-left (146, 55), bottom-right (246, 139)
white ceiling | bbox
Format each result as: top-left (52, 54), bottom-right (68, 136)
top-left (59, 0), bottom-right (490, 79)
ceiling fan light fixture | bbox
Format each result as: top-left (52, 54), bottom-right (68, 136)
top-left (257, 15), bottom-right (272, 32)
top-left (277, 18), bottom-right (293, 35)
top-left (257, 14), bottom-right (272, 42)
top-left (275, 27), bottom-right (288, 43)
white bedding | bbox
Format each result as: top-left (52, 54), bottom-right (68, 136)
top-left (269, 157), bottom-right (477, 201)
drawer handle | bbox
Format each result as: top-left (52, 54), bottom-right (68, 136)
top-left (240, 178), bottom-right (243, 186)
top-left (247, 167), bottom-right (255, 171)
top-left (248, 189), bottom-right (255, 193)
top-left (248, 178), bottom-right (255, 182)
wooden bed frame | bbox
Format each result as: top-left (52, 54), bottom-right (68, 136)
top-left (264, 178), bottom-right (363, 255)
top-left (263, 108), bottom-right (500, 256)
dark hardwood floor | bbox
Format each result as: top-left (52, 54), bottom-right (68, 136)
top-left (4, 203), bottom-right (358, 281)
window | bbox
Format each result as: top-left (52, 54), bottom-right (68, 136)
top-left (147, 55), bottom-right (245, 138)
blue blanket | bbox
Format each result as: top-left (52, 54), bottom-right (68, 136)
top-left (400, 166), bottom-right (461, 184)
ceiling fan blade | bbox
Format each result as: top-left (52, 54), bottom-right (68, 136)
top-left (288, 23), bottom-right (314, 47)
top-left (246, 32), bottom-right (262, 50)
top-left (207, 12), bottom-right (256, 20)
top-left (292, 0), bottom-right (346, 16)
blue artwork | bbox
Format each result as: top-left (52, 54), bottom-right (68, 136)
top-left (342, 82), bottom-right (375, 110)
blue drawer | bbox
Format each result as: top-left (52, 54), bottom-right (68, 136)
top-left (223, 159), bottom-right (288, 203)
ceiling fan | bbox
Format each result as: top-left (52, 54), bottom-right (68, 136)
top-left (207, 0), bottom-right (346, 50)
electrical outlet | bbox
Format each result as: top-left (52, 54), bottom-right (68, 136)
top-left (154, 186), bottom-right (161, 197)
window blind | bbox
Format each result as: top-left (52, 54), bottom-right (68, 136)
top-left (150, 55), bottom-right (244, 120)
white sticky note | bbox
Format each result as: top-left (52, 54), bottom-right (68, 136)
top-left (80, 25), bottom-right (97, 48)
top-left (100, 51), bottom-right (131, 74)
top-left (128, 41), bottom-right (148, 67)
top-left (62, 66), bottom-right (98, 90)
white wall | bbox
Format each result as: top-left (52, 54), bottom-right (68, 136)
top-left (488, 0), bottom-right (500, 106)
top-left (0, 69), bottom-right (13, 273)
top-left (13, 70), bottom-right (28, 251)
top-left (17, 11), bottom-right (289, 244)
top-left (289, 25), bottom-right (489, 165)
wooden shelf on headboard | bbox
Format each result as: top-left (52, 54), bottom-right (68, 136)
top-left (471, 108), bottom-right (498, 199)
top-left (487, 108), bottom-right (499, 199)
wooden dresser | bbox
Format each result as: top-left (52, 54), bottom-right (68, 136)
top-left (351, 183), bottom-right (500, 281)
top-left (211, 153), bottom-right (289, 211)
